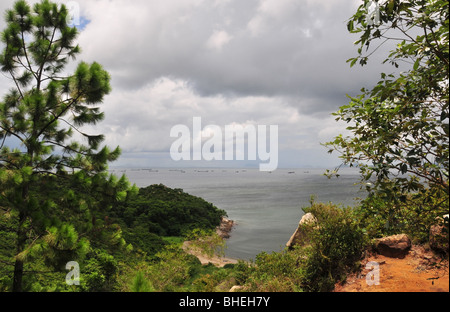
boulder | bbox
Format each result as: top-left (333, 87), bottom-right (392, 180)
top-left (286, 213), bottom-right (317, 249)
top-left (216, 217), bottom-right (234, 239)
top-left (375, 234), bottom-right (411, 259)
top-left (229, 285), bottom-right (244, 292)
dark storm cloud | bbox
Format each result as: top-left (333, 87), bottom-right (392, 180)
top-left (78, 0), bottom-right (371, 97)
top-left (77, 0), bottom-right (389, 119)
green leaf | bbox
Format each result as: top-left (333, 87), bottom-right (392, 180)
top-left (347, 57), bottom-right (358, 67)
top-left (387, 0), bottom-right (395, 14)
top-left (413, 59), bottom-right (420, 71)
top-left (347, 20), bottom-right (354, 32)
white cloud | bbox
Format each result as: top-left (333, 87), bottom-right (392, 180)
top-left (248, 0), bottom-right (299, 36)
top-left (206, 30), bottom-right (233, 51)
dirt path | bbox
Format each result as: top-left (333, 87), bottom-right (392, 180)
top-left (335, 246), bottom-right (449, 292)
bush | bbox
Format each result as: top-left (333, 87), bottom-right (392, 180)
top-left (191, 267), bottom-right (234, 292)
top-left (80, 250), bottom-right (119, 292)
top-left (244, 249), bottom-right (306, 292)
top-left (355, 187), bottom-right (449, 243)
top-left (131, 271), bottom-right (154, 292)
top-left (301, 201), bottom-right (367, 292)
top-left (145, 245), bottom-right (196, 292)
top-left (231, 201), bottom-right (368, 292)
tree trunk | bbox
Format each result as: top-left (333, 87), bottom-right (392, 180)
top-left (12, 211), bottom-right (27, 292)
top-left (12, 144), bottom-right (33, 292)
top-left (12, 259), bottom-right (24, 292)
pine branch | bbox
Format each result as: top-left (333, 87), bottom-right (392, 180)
top-left (0, 125), bottom-right (26, 144)
top-left (8, 69), bottom-right (25, 100)
top-left (0, 259), bottom-right (15, 267)
top-left (36, 26), bottom-right (57, 91)
top-left (20, 26), bottom-right (38, 82)
top-left (36, 92), bottom-right (83, 139)
top-left (0, 135), bottom-right (6, 149)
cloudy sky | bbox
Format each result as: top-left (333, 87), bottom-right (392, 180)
top-left (0, 0), bottom-right (392, 169)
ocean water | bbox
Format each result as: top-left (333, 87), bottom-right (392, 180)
top-left (113, 167), bottom-right (365, 261)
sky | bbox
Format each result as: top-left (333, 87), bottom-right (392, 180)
top-left (0, 0), bottom-right (394, 169)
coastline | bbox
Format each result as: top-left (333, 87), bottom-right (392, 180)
top-left (182, 217), bottom-right (239, 267)
top-left (182, 241), bottom-right (238, 267)
top-left (216, 217), bottom-right (234, 239)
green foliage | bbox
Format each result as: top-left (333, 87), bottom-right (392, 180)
top-left (125, 228), bottom-right (238, 292)
top-left (111, 184), bottom-right (226, 256)
top-left (0, 0), bottom-right (134, 292)
top-left (0, 179), bottom-right (228, 291)
top-left (326, 0), bottom-right (449, 215)
top-left (300, 202), bottom-right (367, 292)
top-left (140, 184), bottom-right (225, 235)
top-left (212, 202), bottom-right (368, 293)
top-left (145, 245), bottom-right (197, 292)
top-left (242, 249), bottom-right (305, 292)
top-left (79, 250), bottom-right (120, 292)
top-left (186, 228), bottom-right (226, 258)
top-left (131, 271), bottom-right (154, 292)
top-left (230, 260), bottom-right (253, 286)
top-left (356, 187), bottom-right (449, 243)
top-left (191, 265), bottom-right (237, 292)
top-left (121, 226), bottom-right (167, 256)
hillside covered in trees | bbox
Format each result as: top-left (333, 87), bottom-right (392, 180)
top-left (0, 183), bottom-right (227, 291)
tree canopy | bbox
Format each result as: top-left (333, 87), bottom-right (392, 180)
top-left (326, 0), bottom-right (449, 211)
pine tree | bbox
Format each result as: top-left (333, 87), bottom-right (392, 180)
top-left (0, 0), bottom-right (135, 292)
top-left (131, 271), bottom-right (153, 292)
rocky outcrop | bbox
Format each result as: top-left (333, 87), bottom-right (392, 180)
top-left (286, 212), bottom-right (317, 249)
top-left (216, 217), bottom-right (234, 239)
top-left (375, 234), bottom-right (411, 259)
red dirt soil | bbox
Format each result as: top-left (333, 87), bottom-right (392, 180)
top-left (334, 245), bottom-right (449, 292)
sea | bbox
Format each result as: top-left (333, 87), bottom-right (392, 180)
top-left (110, 167), bottom-right (366, 261)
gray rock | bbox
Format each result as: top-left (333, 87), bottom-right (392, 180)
top-left (375, 234), bottom-right (411, 259)
top-left (216, 217), bottom-right (234, 239)
top-left (286, 213), bottom-right (317, 249)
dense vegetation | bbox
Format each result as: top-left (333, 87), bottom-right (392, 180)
top-left (124, 195), bottom-right (447, 293)
top-left (110, 184), bottom-right (226, 256)
top-left (113, 184), bottom-right (226, 237)
top-left (0, 183), bottom-right (226, 291)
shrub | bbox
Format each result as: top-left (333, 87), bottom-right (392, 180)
top-left (80, 250), bottom-right (119, 292)
top-left (355, 187), bottom-right (449, 243)
top-left (301, 201), bottom-right (367, 292)
top-left (241, 248), bottom-right (306, 292)
top-left (146, 245), bottom-right (195, 292)
top-left (131, 271), bottom-right (154, 292)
